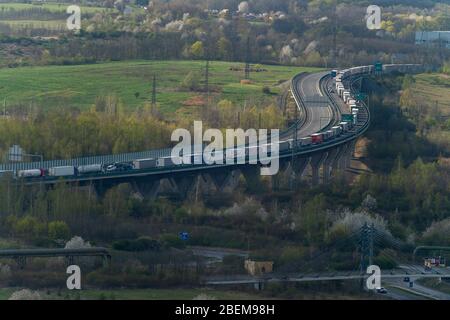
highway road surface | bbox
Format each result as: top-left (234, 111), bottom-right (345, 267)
top-left (294, 71), bottom-right (333, 137)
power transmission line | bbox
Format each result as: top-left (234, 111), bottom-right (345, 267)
top-left (151, 74), bottom-right (156, 114)
top-left (245, 37), bottom-right (251, 80)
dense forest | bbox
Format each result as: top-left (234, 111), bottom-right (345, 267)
top-left (0, 0), bottom-right (449, 68)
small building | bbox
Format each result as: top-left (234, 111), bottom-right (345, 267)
top-left (415, 31), bottom-right (450, 49)
top-left (244, 259), bottom-right (273, 276)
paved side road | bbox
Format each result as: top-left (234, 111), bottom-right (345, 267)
top-left (385, 278), bottom-right (450, 300)
top-left (189, 246), bottom-right (249, 262)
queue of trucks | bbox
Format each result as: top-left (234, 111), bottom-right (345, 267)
top-left (3, 66), bottom-right (377, 181)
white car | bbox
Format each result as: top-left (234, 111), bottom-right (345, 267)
top-left (376, 287), bottom-right (388, 294)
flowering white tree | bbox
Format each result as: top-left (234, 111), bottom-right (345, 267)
top-left (361, 194), bottom-right (378, 212)
top-left (223, 197), bottom-right (267, 220)
top-left (9, 289), bottom-right (42, 300)
top-left (65, 236), bottom-right (91, 249)
top-left (238, 2), bottom-right (249, 14)
top-left (279, 45), bottom-right (293, 64)
top-left (330, 211), bottom-right (390, 237)
top-left (165, 20), bottom-right (184, 32)
top-left (422, 218), bottom-right (450, 245)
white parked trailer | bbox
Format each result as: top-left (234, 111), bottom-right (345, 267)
top-left (340, 122), bottom-right (350, 132)
top-left (49, 166), bottom-right (76, 177)
top-left (332, 126), bottom-right (342, 136)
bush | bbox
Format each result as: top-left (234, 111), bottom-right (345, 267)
top-left (262, 86), bottom-right (271, 94)
top-left (180, 71), bottom-right (200, 91)
top-left (374, 249), bottom-right (398, 269)
top-left (112, 237), bottom-right (161, 252)
top-left (48, 221), bottom-right (70, 240)
top-left (421, 218), bottom-right (450, 246)
top-left (12, 216), bottom-right (46, 239)
top-left (174, 208), bottom-right (189, 222)
top-left (160, 234), bottom-right (186, 249)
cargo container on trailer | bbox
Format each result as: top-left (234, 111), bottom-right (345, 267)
top-left (133, 158), bottom-right (157, 170)
top-left (18, 169), bottom-right (45, 178)
top-left (332, 126), bottom-right (342, 136)
top-left (156, 156), bottom-right (177, 167)
top-left (311, 133), bottom-right (323, 144)
top-left (49, 166), bottom-right (76, 177)
top-left (78, 164), bottom-right (103, 174)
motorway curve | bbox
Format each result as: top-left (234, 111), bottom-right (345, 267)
top-left (293, 71), bottom-right (333, 138)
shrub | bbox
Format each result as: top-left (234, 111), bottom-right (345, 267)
top-left (181, 71), bottom-right (200, 91)
top-left (12, 216), bottom-right (46, 239)
top-left (262, 86), bottom-right (271, 94)
top-left (421, 218), bottom-right (450, 246)
top-left (160, 234), bottom-right (186, 249)
top-left (112, 237), bottom-right (161, 252)
top-left (48, 221), bottom-right (70, 240)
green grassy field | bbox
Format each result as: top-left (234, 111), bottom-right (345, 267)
top-left (413, 73), bottom-right (450, 115)
top-left (0, 288), bottom-right (14, 300)
top-left (0, 60), bottom-right (319, 117)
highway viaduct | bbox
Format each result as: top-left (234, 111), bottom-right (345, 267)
top-left (0, 65), bottom-right (422, 200)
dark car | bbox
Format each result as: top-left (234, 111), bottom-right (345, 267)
top-left (104, 162), bottom-right (134, 172)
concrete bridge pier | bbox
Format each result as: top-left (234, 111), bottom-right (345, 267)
top-left (290, 157), bottom-right (310, 187)
top-left (337, 143), bottom-right (351, 170)
top-left (242, 166), bottom-right (262, 193)
top-left (132, 179), bottom-right (161, 201)
top-left (322, 148), bottom-right (340, 183)
top-left (330, 145), bottom-right (347, 176)
top-left (209, 169), bottom-right (241, 193)
top-left (343, 140), bottom-right (357, 170)
top-left (310, 153), bottom-right (328, 186)
top-left (271, 160), bottom-right (290, 191)
top-left (169, 176), bottom-right (197, 199)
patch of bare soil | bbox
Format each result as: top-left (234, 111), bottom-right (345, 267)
top-left (182, 95), bottom-right (206, 106)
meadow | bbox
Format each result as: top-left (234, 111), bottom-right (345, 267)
top-left (413, 73), bottom-right (450, 115)
top-left (0, 60), bottom-right (319, 117)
